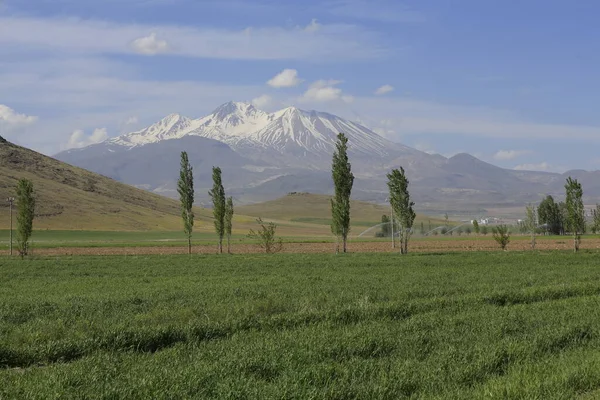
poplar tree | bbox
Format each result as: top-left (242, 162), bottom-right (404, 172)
top-left (209, 167), bottom-right (226, 254)
top-left (224, 196), bottom-right (234, 254)
top-left (565, 177), bottom-right (585, 252)
top-left (387, 167), bottom-right (416, 254)
top-left (472, 220), bottom-right (480, 235)
top-left (330, 133), bottom-right (354, 253)
top-left (177, 151), bottom-right (194, 255)
top-left (591, 204), bottom-right (600, 234)
top-left (16, 178), bottom-right (35, 257)
top-left (524, 204), bottom-right (538, 249)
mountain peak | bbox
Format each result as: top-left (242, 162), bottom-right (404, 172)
top-left (449, 153), bottom-right (479, 162)
top-left (107, 113), bottom-right (196, 147)
top-left (159, 113), bottom-right (187, 124)
top-left (211, 101), bottom-right (257, 119)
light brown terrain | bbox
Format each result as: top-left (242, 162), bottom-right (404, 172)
top-left (27, 236), bottom-right (600, 256)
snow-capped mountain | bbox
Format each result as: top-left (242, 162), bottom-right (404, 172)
top-left (103, 102), bottom-right (419, 164)
top-left (56, 101), bottom-right (582, 208)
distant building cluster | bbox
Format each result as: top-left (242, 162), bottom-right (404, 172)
top-left (472, 217), bottom-right (502, 225)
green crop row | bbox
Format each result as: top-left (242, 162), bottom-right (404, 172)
top-left (2, 252), bottom-right (600, 398)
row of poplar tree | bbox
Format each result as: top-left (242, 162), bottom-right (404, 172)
top-left (330, 133), bottom-right (416, 255)
top-left (177, 132), bottom-right (419, 255)
top-left (177, 151), bottom-right (234, 255)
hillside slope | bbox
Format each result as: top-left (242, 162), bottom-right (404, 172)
top-left (0, 140), bottom-right (214, 230)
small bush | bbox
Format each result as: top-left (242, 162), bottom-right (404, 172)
top-left (247, 218), bottom-right (283, 254)
top-left (492, 225), bottom-right (511, 250)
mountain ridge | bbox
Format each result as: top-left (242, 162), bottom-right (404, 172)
top-left (55, 101), bottom-right (600, 209)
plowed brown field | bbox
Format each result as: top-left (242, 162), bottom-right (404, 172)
top-left (27, 237), bottom-right (600, 256)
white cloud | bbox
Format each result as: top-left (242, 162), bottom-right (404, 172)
top-left (0, 104), bottom-right (38, 126)
top-left (66, 128), bottom-right (108, 149)
top-left (124, 116), bottom-right (138, 125)
top-left (493, 149), bottom-right (532, 161)
top-left (267, 69), bottom-right (302, 88)
top-left (301, 80), bottom-right (353, 103)
top-left (0, 16), bottom-right (383, 61)
top-left (304, 19), bottom-right (321, 33)
top-left (130, 33), bottom-right (170, 55)
top-left (251, 94), bottom-right (272, 109)
top-left (375, 84), bottom-right (394, 95)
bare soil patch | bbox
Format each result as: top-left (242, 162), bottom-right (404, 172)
top-left (29, 237), bottom-right (600, 256)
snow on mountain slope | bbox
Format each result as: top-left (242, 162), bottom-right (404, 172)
top-left (108, 114), bottom-right (201, 147)
top-left (102, 101), bottom-right (418, 161)
top-left (248, 107), bottom-right (400, 157)
top-left (193, 102), bottom-right (271, 143)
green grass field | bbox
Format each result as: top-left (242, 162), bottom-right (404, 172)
top-left (2, 252), bottom-right (600, 398)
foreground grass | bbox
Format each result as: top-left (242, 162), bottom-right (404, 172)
top-left (2, 252), bottom-right (600, 399)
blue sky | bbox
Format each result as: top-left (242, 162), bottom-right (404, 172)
top-left (1, 0), bottom-right (599, 172)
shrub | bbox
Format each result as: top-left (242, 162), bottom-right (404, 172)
top-left (492, 225), bottom-right (511, 251)
top-left (247, 218), bottom-right (283, 254)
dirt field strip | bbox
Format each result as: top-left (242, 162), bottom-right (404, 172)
top-left (22, 237), bottom-right (600, 256)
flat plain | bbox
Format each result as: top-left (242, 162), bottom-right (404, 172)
top-left (3, 230), bottom-right (599, 255)
top-left (2, 252), bottom-right (600, 399)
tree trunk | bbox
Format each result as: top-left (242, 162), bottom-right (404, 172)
top-left (219, 239), bottom-right (223, 254)
top-left (227, 235), bottom-right (231, 254)
top-left (188, 237), bottom-right (191, 255)
top-left (343, 236), bottom-right (347, 253)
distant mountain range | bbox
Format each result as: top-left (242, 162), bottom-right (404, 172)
top-left (55, 101), bottom-right (600, 211)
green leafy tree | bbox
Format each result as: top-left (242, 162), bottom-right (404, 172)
top-left (591, 204), bottom-right (600, 234)
top-left (330, 133), bottom-right (354, 253)
top-left (177, 151), bottom-right (194, 255)
top-left (209, 166), bottom-right (226, 254)
top-left (538, 195), bottom-right (563, 235)
top-left (565, 177), bottom-right (585, 252)
top-left (224, 196), bottom-right (234, 254)
top-left (558, 201), bottom-right (568, 235)
top-left (481, 225), bottom-right (488, 236)
top-left (16, 179), bottom-right (35, 257)
top-left (387, 167), bottom-right (416, 255)
top-left (472, 220), bottom-right (480, 235)
top-left (247, 218), bottom-right (283, 254)
top-left (524, 204), bottom-right (538, 249)
top-left (492, 225), bottom-right (510, 251)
